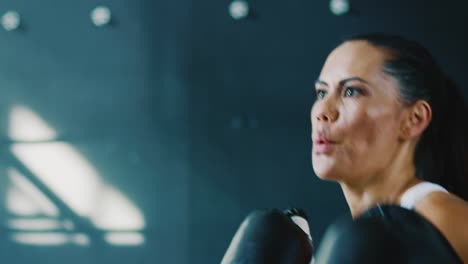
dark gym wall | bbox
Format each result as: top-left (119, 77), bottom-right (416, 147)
top-left (0, 0), bottom-right (466, 263)
top-left (187, 0), bottom-right (468, 263)
top-left (0, 0), bottom-right (192, 263)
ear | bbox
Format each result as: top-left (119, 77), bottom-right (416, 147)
top-left (399, 100), bottom-right (432, 140)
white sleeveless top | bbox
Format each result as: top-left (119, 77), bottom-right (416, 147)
top-left (400, 181), bottom-right (448, 210)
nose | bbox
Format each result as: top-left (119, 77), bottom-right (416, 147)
top-left (312, 99), bottom-right (339, 123)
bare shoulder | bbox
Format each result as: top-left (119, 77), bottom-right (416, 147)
top-left (415, 191), bottom-right (468, 262)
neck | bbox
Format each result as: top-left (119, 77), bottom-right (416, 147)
top-left (340, 146), bottom-right (422, 218)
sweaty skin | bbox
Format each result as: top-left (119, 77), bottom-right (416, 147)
top-left (311, 41), bottom-right (468, 262)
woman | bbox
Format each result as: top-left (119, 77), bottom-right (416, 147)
top-left (311, 33), bottom-right (468, 262)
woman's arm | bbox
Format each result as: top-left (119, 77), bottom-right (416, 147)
top-left (416, 192), bottom-right (468, 263)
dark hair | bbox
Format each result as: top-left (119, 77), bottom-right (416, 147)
top-left (343, 33), bottom-right (468, 201)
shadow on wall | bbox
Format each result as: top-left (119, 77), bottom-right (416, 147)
top-left (4, 104), bottom-right (145, 247)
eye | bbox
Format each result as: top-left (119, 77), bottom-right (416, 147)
top-left (316, 89), bottom-right (327, 99)
top-left (344, 87), bottom-right (363, 97)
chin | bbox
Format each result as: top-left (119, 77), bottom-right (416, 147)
top-left (312, 155), bottom-right (341, 181)
top-left (313, 169), bottom-right (340, 182)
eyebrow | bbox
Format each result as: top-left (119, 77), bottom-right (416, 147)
top-left (315, 77), bottom-right (369, 87)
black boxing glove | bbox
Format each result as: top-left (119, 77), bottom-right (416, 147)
top-left (314, 205), bottom-right (462, 264)
top-left (221, 208), bottom-right (314, 264)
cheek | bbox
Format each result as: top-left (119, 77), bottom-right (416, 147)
top-left (343, 106), bottom-right (400, 167)
top-left (311, 100), bottom-right (401, 180)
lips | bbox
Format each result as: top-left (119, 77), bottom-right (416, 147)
top-left (313, 133), bottom-right (337, 154)
top-left (313, 133), bottom-right (336, 144)
top-left (314, 138), bottom-right (335, 145)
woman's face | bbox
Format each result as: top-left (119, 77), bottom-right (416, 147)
top-left (311, 41), bottom-right (405, 185)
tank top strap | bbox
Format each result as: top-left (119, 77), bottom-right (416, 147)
top-left (400, 182), bottom-right (448, 210)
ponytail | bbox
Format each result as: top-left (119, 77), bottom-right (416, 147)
top-left (416, 76), bottom-right (468, 200)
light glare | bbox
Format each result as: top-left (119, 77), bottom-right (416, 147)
top-left (229, 0), bottom-right (249, 20)
top-left (7, 168), bottom-right (59, 216)
top-left (104, 232), bottom-right (145, 246)
top-left (8, 105), bottom-right (58, 142)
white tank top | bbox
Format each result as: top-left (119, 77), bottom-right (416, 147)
top-left (400, 181), bottom-right (448, 210)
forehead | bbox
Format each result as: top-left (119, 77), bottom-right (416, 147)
top-left (319, 41), bottom-right (388, 83)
